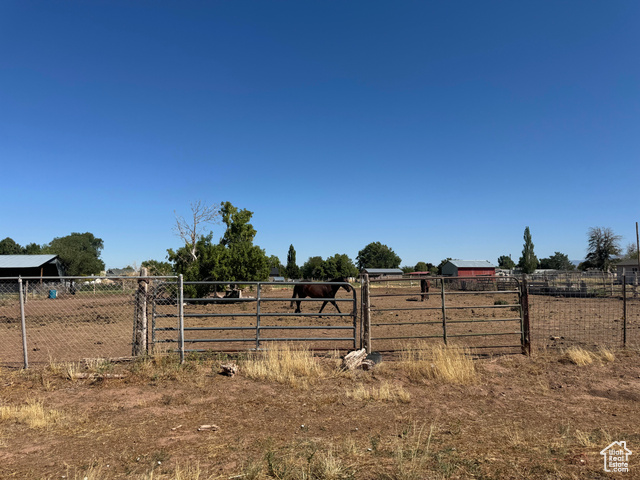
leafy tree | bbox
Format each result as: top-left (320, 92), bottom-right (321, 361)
top-left (585, 227), bottom-right (621, 272)
top-left (268, 255), bottom-right (284, 276)
top-left (286, 244), bottom-right (300, 279)
top-left (168, 202), bottom-right (269, 295)
top-left (23, 243), bottom-right (43, 254)
top-left (301, 256), bottom-right (326, 279)
top-left (497, 255), bottom-right (516, 269)
top-left (356, 242), bottom-right (401, 270)
top-left (0, 237), bottom-right (23, 254)
top-left (538, 252), bottom-right (575, 271)
top-left (518, 227), bottom-right (538, 274)
top-left (141, 259), bottom-right (173, 276)
top-left (623, 243), bottom-right (639, 260)
top-left (324, 253), bottom-right (358, 279)
top-left (44, 232), bottom-right (105, 276)
top-left (414, 261), bottom-right (428, 272)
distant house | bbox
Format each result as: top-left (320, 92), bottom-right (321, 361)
top-left (441, 260), bottom-right (495, 277)
top-left (615, 259), bottom-right (639, 282)
top-left (360, 268), bottom-right (404, 279)
top-left (0, 254), bottom-right (65, 278)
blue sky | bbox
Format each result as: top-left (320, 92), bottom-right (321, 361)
top-left (1, 1), bottom-right (638, 270)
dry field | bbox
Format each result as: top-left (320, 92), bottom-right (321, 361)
top-left (1, 345), bottom-right (639, 479)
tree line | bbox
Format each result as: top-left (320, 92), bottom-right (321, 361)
top-left (497, 226), bottom-right (638, 274)
top-left (3, 202), bottom-right (636, 279)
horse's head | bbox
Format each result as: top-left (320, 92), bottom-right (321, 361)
top-left (331, 277), bottom-right (352, 292)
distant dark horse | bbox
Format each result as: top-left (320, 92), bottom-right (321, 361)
top-left (420, 278), bottom-right (431, 301)
top-left (290, 278), bottom-right (352, 313)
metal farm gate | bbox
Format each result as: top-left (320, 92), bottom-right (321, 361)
top-left (361, 274), bottom-right (529, 355)
top-left (151, 279), bottom-right (358, 359)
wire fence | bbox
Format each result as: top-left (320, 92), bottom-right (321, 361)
top-left (0, 276), bottom-right (173, 366)
top-left (526, 272), bottom-right (640, 350)
top-left (1, 272), bottom-right (639, 367)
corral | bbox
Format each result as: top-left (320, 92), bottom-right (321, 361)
top-left (1, 273), bottom-right (639, 366)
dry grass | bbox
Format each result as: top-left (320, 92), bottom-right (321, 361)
top-left (0, 398), bottom-right (64, 429)
top-left (398, 342), bottom-right (476, 384)
top-left (346, 381), bottom-right (411, 403)
top-left (564, 346), bottom-right (615, 366)
top-left (242, 343), bottom-right (325, 388)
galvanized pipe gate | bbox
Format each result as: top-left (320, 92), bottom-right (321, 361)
top-left (361, 274), bottom-right (530, 355)
top-left (152, 279), bottom-right (358, 357)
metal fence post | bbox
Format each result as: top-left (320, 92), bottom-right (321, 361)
top-left (18, 277), bottom-right (29, 369)
top-left (623, 275), bottom-right (627, 348)
top-left (256, 283), bottom-right (261, 350)
top-left (178, 274), bottom-right (185, 363)
top-left (362, 274), bottom-right (371, 353)
top-left (441, 279), bottom-right (447, 345)
top-left (520, 275), bottom-right (531, 355)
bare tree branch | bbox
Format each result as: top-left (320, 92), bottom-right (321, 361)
top-left (174, 201), bottom-right (221, 261)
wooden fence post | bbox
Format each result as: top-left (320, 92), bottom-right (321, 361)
top-left (132, 267), bottom-right (149, 356)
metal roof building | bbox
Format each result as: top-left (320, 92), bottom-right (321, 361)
top-left (441, 260), bottom-right (495, 277)
top-left (360, 268), bottom-right (404, 278)
top-left (0, 255), bottom-right (65, 277)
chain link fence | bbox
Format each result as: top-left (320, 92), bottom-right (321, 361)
top-left (0, 276), bottom-right (177, 367)
top-left (2, 272), bottom-right (639, 367)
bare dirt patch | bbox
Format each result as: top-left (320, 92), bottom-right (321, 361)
top-left (1, 348), bottom-right (639, 479)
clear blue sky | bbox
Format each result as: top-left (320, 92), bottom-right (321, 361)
top-left (2, 1), bottom-right (638, 270)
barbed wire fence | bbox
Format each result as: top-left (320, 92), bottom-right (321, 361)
top-left (1, 272), bottom-right (639, 367)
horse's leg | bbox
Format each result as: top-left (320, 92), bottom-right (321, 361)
top-left (318, 300), bottom-right (328, 314)
top-left (332, 301), bottom-right (341, 313)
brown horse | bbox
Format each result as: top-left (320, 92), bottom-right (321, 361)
top-left (290, 278), bottom-right (352, 313)
top-left (420, 278), bottom-right (431, 301)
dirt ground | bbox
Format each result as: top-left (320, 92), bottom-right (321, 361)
top-left (1, 348), bottom-right (639, 479)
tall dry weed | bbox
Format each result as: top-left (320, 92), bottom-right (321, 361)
top-left (243, 343), bottom-right (324, 388)
top-left (399, 342), bottom-right (476, 384)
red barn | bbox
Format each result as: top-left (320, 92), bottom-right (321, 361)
top-left (441, 260), bottom-right (495, 277)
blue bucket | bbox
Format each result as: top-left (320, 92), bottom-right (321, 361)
top-left (49, 289), bottom-right (57, 299)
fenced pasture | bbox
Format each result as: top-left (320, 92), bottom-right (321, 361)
top-left (1, 272), bottom-right (639, 367)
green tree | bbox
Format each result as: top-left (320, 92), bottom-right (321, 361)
top-left (301, 256), bottom-right (326, 279)
top-left (0, 237), bottom-right (23, 254)
top-left (538, 252), bottom-right (574, 271)
top-left (324, 253), bottom-right (358, 279)
top-left (44, 232), bottom-right (105, 276)
top-left (585, 227), bottom-right (621, 272)
top-left (286, 244), bottom-right (300, 279)
top-left (497, 255), bottom-right (516, 269)
top-left (268, 255), bottom-right (284, 276)
top-left (518, 227), bottom-right (538, 274)
top-left (141, 259), bottom-right (173, 276)
top-left (623, 243), bottom-right (639, 260)
top-left (414, 261), bottom-right (429, 272)
top-left (23, 243), bottom-right (43, 254)
top-left (168, 202), bottom-right (269, 293)
top-left (356, 242), bottom-right (401, 270)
